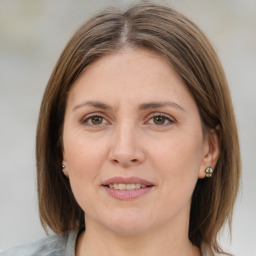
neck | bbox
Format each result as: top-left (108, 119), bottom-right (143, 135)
top-left (76, 216), bottom-right (201, 256)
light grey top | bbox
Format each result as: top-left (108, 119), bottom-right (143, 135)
top-left (1, 230), bottom-right (214, 256)
top-left (1, 230), bottom-right (79, 256)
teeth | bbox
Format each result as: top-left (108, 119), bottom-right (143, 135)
top-left (135, 184), bottom-right (141, 189)
top-left (108, 183), bottom-right (147, 190)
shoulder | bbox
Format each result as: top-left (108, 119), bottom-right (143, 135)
top-left (1, 230), bottom-right (79, 256)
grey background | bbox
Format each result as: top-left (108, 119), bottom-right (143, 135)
top-left (0, 0), bottom-right (255, 255)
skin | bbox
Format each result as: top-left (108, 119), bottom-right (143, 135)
top-left (62, 48), bottom-right (220, 256)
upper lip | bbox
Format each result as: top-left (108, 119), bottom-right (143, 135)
top-left (102, 176), bottom-right (154, 186)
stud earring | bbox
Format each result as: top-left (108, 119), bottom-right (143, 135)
top-left (205, 167), bottom-right (213, 177)
top-left (62, 165), bottom-right (66, 169)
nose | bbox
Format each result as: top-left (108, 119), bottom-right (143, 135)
top-left (108, 122), bottom-right (145, 167)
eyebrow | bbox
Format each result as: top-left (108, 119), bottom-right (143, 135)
top-left (73, 100), bottom-right (185, 112)
top-left (138, 101), bottom-right (185, 111)
top-left (73, 101), bottom-right (111, 111)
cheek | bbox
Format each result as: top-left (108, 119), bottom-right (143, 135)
top-left (151, 130), bottom-right (203, 166)
top-left (148, 130), bottom-right (203, 193)
top-left (63, 131), bottom-right (108, 192)
top-left (63, 135), bottom-right (109, 213)
top-left (64, 129), bottom-right (106, 169)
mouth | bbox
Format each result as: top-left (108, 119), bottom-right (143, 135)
top-left (105, 183), bottom-right (150, 190)
top-left (102, 176), bottom-right (155, 200)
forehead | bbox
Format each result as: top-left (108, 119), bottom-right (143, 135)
top-left (66, 48), bottom-right (196, 112)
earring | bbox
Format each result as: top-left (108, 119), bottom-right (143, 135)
top-left (62, 165), bottom-right (66, 169)
top-left (205, 167), bottom-right (213, 177)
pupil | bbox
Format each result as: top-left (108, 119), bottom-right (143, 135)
top-left (154, 116), bottom-right (165, 124)
top-left (92, 116), bottom-right (102, 124)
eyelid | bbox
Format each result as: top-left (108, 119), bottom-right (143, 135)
top-left (145, 112), bottom-right (175, 125)
top-left (79, 111), bottom-right (175, 127)
top-left (80, 112), bottom-right (111, 126)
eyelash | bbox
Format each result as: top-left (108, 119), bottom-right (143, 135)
top-left (146, 113), bottom-right (174, 126)
top-left (81, 112), bottom-right (174, 127)
top-left (81, 114), bottom-right (109, 127)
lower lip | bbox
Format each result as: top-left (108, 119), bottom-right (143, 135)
top-left (102, 186), bottom-right (154, 200)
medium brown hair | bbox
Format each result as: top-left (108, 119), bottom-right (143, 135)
top-left (36, 2), bottom-right (240, 255)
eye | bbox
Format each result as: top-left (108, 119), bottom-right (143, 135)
top-left (147, 113), bottom-right (174, 126)
top-left (82, 114), bottom-right (109, 126)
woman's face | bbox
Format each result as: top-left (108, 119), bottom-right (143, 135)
top-left (62, 49), bottom-right (217, 235)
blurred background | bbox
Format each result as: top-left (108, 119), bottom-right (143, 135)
top-left (0, 0), bottom-right (255, 255)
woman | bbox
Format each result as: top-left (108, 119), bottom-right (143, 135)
top-left (2, 2), bottom-right (240, 256)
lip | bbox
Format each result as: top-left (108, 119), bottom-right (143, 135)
top-left (102, 176), bottom-right (155, 200)
top-left (102, 176), bottom-right (154, 186)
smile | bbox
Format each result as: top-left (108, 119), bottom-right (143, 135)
top-left (107, 183), bottom-right (147, 190)
top-left (102, 176), bottom-right (155, 200)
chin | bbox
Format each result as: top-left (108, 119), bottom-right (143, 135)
top-left (99, 210), bottom-right (153, 236)
top-left (106, 223), bottom-right (150, 236)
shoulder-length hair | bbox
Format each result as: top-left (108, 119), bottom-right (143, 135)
top-left (36, 2), bottom-right (241, 255)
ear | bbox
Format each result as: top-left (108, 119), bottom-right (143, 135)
top-left (198, 125), bottom-right (221, 179)
top-left (62, 161), bottom-right (69, 178)
top-left (62, 150), bottom-right (69, 178)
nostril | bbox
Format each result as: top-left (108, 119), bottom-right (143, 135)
top-left (131, 159), bottom-right (138, 163)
